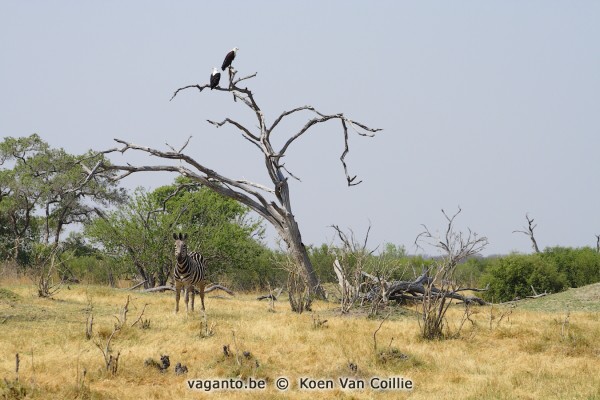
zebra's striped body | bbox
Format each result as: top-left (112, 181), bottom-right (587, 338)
top-left (173, 233), bottom-right (209, 313)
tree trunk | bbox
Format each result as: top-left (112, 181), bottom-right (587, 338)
top-left (13, 236), bottom-right (20, 260)
top-left (279, 214), bottom-right (325, 299)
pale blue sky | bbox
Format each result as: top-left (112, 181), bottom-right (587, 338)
top-left (2, 2), bottom-right (599, 255)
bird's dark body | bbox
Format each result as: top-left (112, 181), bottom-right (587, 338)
top-left (221, 50), bottom-right (236, 71)
top-left (210, 71), bottom-right (221, 89)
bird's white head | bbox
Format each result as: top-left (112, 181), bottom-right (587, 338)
top-left (232, 47), bottom-right (239, 53)
top-left (212, 67), bottom-right (218, 75)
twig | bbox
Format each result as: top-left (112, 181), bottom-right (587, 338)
top-left (131, 303), bottom-right (149, 328)
top-left (127, 281), bottom-right (147, 291)
top-left (170, 84), bottom-right (207, 101)
top-left (233, 72), bottom-right (258, 85)
top-left (232, 330), bottom-right (241, 366)
top-left (373, 312), bottom-right (391, 351)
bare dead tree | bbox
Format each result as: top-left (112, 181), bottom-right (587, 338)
top-left (595, 234), bottom-right (599, 253)
top-left (92, 296), bottom-right (132, 376)
top-left (513, 213), bottom-right (541, 253)
top-left (89, 62), bottom-right (380, 299)
top-left (415, 207), bottom-right (488, 340)
top-left (94, 323), bottom-right (121, 376)
top-left (35, 243), bottom-right (66, 298)
top-left (330, 224), bottom-right (376, 313)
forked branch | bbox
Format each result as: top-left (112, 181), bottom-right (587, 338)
top-left (513, 213), bottom-right (541, 253)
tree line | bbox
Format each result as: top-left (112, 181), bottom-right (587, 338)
top-left (2, 134), bottom-right (600, 299)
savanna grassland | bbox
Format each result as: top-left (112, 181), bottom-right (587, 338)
top-left (1, 280), bottom-right (600, 400)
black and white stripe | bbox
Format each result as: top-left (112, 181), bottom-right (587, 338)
top-left (173, 232), bottom-right (209, 313)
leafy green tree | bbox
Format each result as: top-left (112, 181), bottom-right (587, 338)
top-left (454, 256), bottom-right (492, 288)
top-left (85, 187), bottom-right (175, 288)
top-left (541, 246), bottom-right (600, 288)
top-left (380, 243), bottom-right (407, 259)
top-left (482, 254), bottom-right (568, 302)
top-left (307, 244), bottom-right (337, 283)
top-left (1, 134), bottom-right (124, 296)
top-left (152, 179), bottom-right (275, 289)
top-left (0, 134), bottom-right (124, 268)
top-left (85, 178), bottom-right (275, 289)
top-left (0, 135), bottom-right (47, 260)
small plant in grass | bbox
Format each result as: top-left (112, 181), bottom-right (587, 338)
top-left (199, 315), bottom-right (216, 338)
top-left (558, 309), bottom-right (570, 341)
top-left (220, 331), bottom-right (262, 379)
top-left (0, 354), bottom-right (29, 400)
top-left (371, 313), bottom-right (421, 369)
top-left (0, 378), bottom-right (29, 400)
top-left (85, 310), bottom-right (93, 340)
top-left (71, 368), bottom-right (91, 400)
top-left (488, 301), bottom-right (515, 331)
top-left (140, 319), bottom-right (151, 329)
top-left (311, 313), bottom-right (328, 329)
top-left (91, 296), bottom-right (133, 376)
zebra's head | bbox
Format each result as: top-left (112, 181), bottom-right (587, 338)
top-left (173, 232), bottom-right (188, 260)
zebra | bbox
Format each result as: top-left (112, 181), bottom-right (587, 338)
top-left (172, 232), bottom-right (209, 314)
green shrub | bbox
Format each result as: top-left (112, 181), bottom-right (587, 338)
top-left (541, 246), bottom-right (600, 288)
top-left (482, 254), bottom-right (568, 302)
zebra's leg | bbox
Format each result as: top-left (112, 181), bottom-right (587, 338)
top-left (175, 280), bottom-right (183, 314)
top-left (199, 282), bottom-right (207, 315)
top-left (184, 285), bottom-right (190, 312)
top-left (189, 284), bottom-right (195, 312)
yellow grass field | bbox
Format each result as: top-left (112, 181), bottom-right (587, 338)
top-left (1, 281), bottom-right (600, 400)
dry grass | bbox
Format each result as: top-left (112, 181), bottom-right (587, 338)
top-left (1, 281), bottom-right (600, 400)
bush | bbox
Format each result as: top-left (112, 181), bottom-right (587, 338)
top-left (454, 256), bottom-right (492, 288)
top-left (482, 254), bottom-right (568, 302)
top-left (541, 247), bottom-right (600, 288)
top-left (65, 255), bottom-right (120, 285)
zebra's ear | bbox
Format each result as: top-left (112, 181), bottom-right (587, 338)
top-left (173, 233), bottom-right (178, 240)
top-left (178, 233), bottom-right (184, 240)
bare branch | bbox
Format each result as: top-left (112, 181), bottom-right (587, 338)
top-left (346, 120), bottom-right (379, 137)
top-left (233, 72), bottom-right (257, 85)
top-left (279, 163), bottom-right (302, 182)
top-left (278, 114), bottom-right (341, 156)
top-left (165, 135), bottom-right (193, 154)
top-left (235, 179), bottom-right (275, 194)
top-left (513, 213), bottom-right (540, 253)
top-left (130, 304), bottom-right (149, 328)
top-left (99, 142), bottom-right (280, 227)
top-left (170, 84), bottom-right (207, 101)
top-left (207, 118), bottom-right (260, 141)
top-left (340, 119), bottom-right (361, 186)
top-left (273, 111), bottom-right (380, 186)
top-left (268, 105), bottom-right (316, 133)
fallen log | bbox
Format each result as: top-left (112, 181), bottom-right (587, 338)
top-left (143, 285), bottom-right (174, 293)
top-left (525, 292), bottom-right (548, 299)
top-left (204, 284), bottom-right (235, 296)
top-left (385, 280), bottom-right (487, 305)
top-left (126, 281), bottom-right (147, 291)
top-left (141, 284), bottom-right (234, 296)
top-left (257, 287), bottom-right (283, 301)
top-left (332, 259), bottom-right (487, 308)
